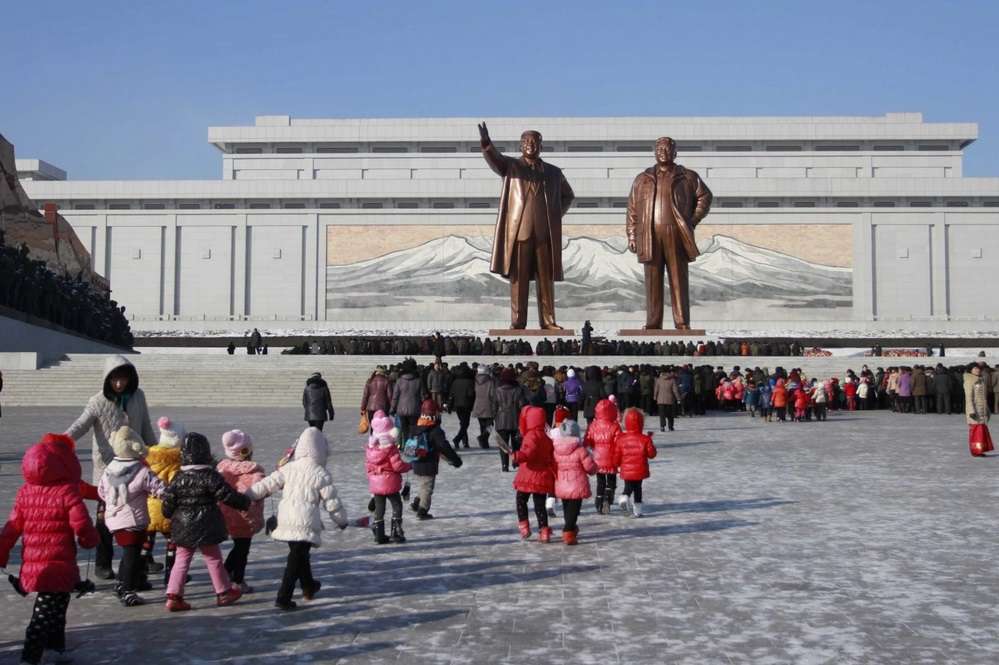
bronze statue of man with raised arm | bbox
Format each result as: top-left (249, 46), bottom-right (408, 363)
top-left (626, 137), bottom-right (712, 330)
top-left (479, 122), bottom-right (574, 330)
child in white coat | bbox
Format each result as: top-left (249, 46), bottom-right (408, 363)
top-left (245, 427), bottom-right (348, 611)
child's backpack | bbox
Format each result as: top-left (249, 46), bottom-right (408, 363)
top-left (401, 431), bottom-right (431, 463)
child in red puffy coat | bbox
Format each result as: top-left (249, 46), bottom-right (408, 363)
top-left (613, 409), bottom-right (658, 517)
top-left (497, 406), bottom-right (556, 542)
top-left (793, 388), bottom-right (810, 422)
top-left (583, 398), bottom-right (621, 514)
top-left (0, 434), bottom-right (99, 665)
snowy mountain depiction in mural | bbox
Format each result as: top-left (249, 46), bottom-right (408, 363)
top-left (327, 234), bottom-right (851, 313)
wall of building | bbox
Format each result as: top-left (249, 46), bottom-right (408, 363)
top-left (54, 206), bottom-right (998, 331)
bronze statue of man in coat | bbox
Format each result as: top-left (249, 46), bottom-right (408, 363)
top-left (479, 122), bottom-right (574, 330)
top-left (626, 137), bottom-right (712, 330)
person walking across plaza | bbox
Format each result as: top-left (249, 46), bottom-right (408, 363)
top-left (472, 365), bottom-right (498, 449)
top-left (965, 364), bottom-right (993, 457)
top-left (303, 372), bottom-right (335, 430)
top-left (494, 368), bottom-right (526, 472)
top-left (497, 405), bottom-right (557, 542)
top-left (217, 430), bottom-right (266, 594)
top-left (614, 408), bottom-right (658, 518)
top-left (245, 426), bottom-right (348, 610)
top-left (365, 411), bottom-right (412, 544)
top-left (583, 398), bottom-right (621, 514)
top-left (144, 416), bottom-right (184, 584)
top-left (409, 399), bottom-right (463, 520)
top-left (654, 367), bottom-right (682, 432)
top-left (98, 427), bottom-right (165, 606)
top-left (65, 355), bottom-right (157, 581)
top-left (161, 433), bottom-right (249, 611)
top-left (552, 420), bottom-right (597, 545)
top-left (0, 434), bottom-right (99, 665)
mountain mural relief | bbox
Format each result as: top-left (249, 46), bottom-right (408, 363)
top-left (326, 234), bottom-right (852, 316)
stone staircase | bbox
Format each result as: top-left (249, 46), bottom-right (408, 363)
top-left (0, 352), bottom-right (879, 408)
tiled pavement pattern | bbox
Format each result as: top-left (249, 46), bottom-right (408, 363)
top-left (0, 406), bottom-right (996, 664)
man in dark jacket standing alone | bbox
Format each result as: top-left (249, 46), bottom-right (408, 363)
top-left (303, 373), bottom-right (335, 430)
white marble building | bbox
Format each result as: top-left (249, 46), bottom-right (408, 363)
top-left (18, 113), bottom-right (999, 333)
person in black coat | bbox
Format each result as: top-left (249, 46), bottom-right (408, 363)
top-left (581, 365), bottom-right (606, 426)
top-left (161, 433), bottom-right (249, 609)
top-left (409, 399), bottom-right (462, 519)
top-left (447, 364), bottom-right (476, 448)
top-left (303, 373), bottom-right (335, 430)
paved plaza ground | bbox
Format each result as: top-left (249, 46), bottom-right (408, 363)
top-left (0, 406), bottom-right (996, 664)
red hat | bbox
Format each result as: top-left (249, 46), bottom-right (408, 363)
top-left (420, 399), bottom-right (439, 417)
top-left (553, 405), bottom-right (571, 427)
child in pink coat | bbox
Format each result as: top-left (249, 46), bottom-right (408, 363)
top-left (552, 420), bottom-right (597, 545)
top-left (217, 430), bottom-right (266, 593)
top-left (365, 411), bottom-right (412, 544)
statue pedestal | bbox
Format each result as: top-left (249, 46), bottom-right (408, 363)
top-left (489, 328), bottom-right (576, 337)
top-left (617, 328), bottom-right (706, 337)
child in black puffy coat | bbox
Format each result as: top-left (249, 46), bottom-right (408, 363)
top-left (161, 432), bottom-right (249, 611)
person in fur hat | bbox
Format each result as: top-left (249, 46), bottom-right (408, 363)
top-left (365, 411), bottom-right (412, 544)
top-left (161, 433), bottom-right (249, 612)
top-left (0, 434), bottom-right (98, 665)
top-left (143, 416), bottom-right (185, 583)
top-left (217, 430), bottom-right (266, 594)
top-left (245, 427), bottom-right (348, 611)
top-left (551, 420), bottom-right (597, 545)
top-left (409, 399), bottom-right (463, 520)
top-left (97, 427), bottom-right (165, 606)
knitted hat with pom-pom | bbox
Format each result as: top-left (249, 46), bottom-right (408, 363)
top-left (157, 416), bottom-right (186, 449)
top-left (221, 429), bottom-right (254, 461)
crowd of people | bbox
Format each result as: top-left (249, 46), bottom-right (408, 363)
top-left (281, 331), bottom-right (815, 357)
top-left (0, 230), bottom-right (134, 347)
top-left (0, 350), bottom-right (994, 664)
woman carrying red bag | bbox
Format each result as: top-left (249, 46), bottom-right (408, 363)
top-left (965, 365), bottom-right (993, 457)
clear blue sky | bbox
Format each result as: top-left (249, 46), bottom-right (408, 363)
top-left (3, 1), bottom-right (998, 180)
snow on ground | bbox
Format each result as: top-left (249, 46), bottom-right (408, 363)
top-left (1, 407), bottom-right (997, 664)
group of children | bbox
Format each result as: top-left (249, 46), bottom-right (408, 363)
top-left (715, 375), bottom-right (834, 423)
top-left (495, 396), bottom-right (659, 543)
top-left (0, 355), bottom-right (660, 665)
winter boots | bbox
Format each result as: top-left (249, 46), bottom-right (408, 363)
top-left (114, 583), bottom-right (144, 607)
top-left (632, 501), bottom-right (643, 518)
top-left (603, 490), bottom-right (615, 515)
top-left (417, 508), bottom-right (434, 520)
top-left (372, 520), bottom-right (391, 544)
top-left (595, 495), bottom-right (605, 514)
top-left (617, 494), bottom-right (629, 513)
top-left (302, 580), bottom-right (321, 601)
top-left (390, 518), bottom-right (407, 544)
top-left (518, 520), bottom-right (532, 540)
top-left (410, 497), bottom-right (421, 513)
top-left (562, 528), bottom-right (578, 546)
top-left (165, 593), bottom-right (191, 612)
top-left (539, 527), bottom-right (552, 544)
top-left (216, 586), bottom-right (242, 607)
top-left (142, 552), bottom-right (164, 574)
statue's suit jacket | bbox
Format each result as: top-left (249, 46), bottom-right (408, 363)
top-left (626, 165), bottom-right (712, 263)
top-left (482, 143), bottom-right (574, 282)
